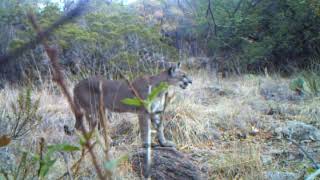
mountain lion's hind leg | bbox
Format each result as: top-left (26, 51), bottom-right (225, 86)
top-left (151, 113), bottom-right (175, 147)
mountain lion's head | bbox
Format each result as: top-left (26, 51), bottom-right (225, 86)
top-left (167, 62), bottom-right (192, 89)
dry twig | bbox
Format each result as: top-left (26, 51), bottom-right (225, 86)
top-left (99, 80), bottom-right (113, 179)
top-left (28, 13), bottom-right (105, 180)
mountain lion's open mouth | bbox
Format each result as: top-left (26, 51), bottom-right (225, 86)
top-left (180, 84), bottom-right (187, 89)
top-left (179, 77), bottom-right (192, 89)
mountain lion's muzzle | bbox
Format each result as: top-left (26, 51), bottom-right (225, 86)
top-left (179, 75), bottom-right (192, 89)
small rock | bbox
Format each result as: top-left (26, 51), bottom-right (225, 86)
top-left (130, 147), bottom-right (204, 179)
top-left (205, 86), bottom-right (235, 97)
top-left (0, 150), bottom-right (15, 173)
top-left (260, 155), bottom-right (272, 165)
top-left (236, 131), bottom-right (247, 139)
top-left (260, 81), bottom-right (301, 102)
top-left (249, 100), bottom-right (271, 114)
top-left (264, 171), bottom-right (297, 180)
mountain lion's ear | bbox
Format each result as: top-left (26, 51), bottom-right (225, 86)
top-left (168, 66), bottom-right (176, 76)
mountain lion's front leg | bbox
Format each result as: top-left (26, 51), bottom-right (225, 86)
top-left (152, 113), bottom-right (175, 147)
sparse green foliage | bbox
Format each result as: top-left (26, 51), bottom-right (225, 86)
top-left (289, 77), bottom-right (305, 94)
top-left (301, 72), bottom-right (320, 96)
top-left (0, 143), bottom-right (80, 179)
top-left (37, 143), bottom-right (80, 179)
top-left (290, 72), bottom-right (320, 96)
top-left (9, 87), bottom-right (42, 140)
top-left (104, 154), bottom-right (129, 171)
top-left (121, 82), bottom-right (169, 112)
top-left (121, 97), bottom-right (143, 107)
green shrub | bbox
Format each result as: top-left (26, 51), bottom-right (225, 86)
top-left (290, 72), bottom-right (320, 96)
top-left (9, 87), bottom-right (42, 140)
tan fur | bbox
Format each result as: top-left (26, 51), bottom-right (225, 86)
top-left (73, 64), bottom-right (192, 147)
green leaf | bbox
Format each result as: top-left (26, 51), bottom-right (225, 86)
top-left (31, 154), bottom-right (40, 162)
top-left (121, 97), bottom-right (143, 107)
top-left (79, 137), bottom-right (86, 147)
top-left (79, 131), bottom-right (95, 146)
top-left (46, 144), bottom-right (80, 157)
top-left (147, 82), bottom-right (169, 102)
top-left (39, 159), bottom-right (56, 178)
top-left (44, 143), bottom-right (80, 164)
top-left (307, 167), bottom-right (316, 174)
top-left (47, 143), bottom-right (80, 152)
top-left (104, 155), bottom-right (129, 171)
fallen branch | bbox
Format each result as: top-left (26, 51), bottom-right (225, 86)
top-left (286, 138), bottom-right (320, 169)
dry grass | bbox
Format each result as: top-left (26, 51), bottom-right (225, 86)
top-left (1, 71), bottom-right (319, 179)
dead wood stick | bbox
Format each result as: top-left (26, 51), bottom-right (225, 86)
top-left (28, 13), bottom-right (105, 180)
top-left (99, 80), bottom-right (113, 179)
top-left (61, 152), bottom-right (73, 180)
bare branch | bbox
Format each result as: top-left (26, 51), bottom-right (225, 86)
top-left (28, 13), bottom-right (105, 180)
top-left (99, 80), bottom-right (113, 179)
top-left (61, 152), bottom-right (73, 180)
top-left (232, 0), bottom-right (244, 17)
top-left (206, 0), bottom-right (217, 36)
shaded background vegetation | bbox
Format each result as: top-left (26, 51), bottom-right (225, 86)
top-left (0, 0), bottom-right (320, 82)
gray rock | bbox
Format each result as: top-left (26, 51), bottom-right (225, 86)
top-left (261, 155), bottom-right (273, 165)
top-left (205, 86), bottom-right (235, 97)
top-left (275, 121), bottom-right (320, 141)
top-left (264, 171), bottom-right (297, 180)
top-left (260, 81), bottom-right (301, 101)
top-left (249, 100), bottom-right (271, 114)
top-left (0, 149), bottom-right (15, 173)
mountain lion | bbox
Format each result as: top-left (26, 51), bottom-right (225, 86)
top-left (73, 63), bottom-right (192, 147)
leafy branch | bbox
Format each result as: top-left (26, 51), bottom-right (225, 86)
top-left (121, 82), bottom-right (169, 113)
